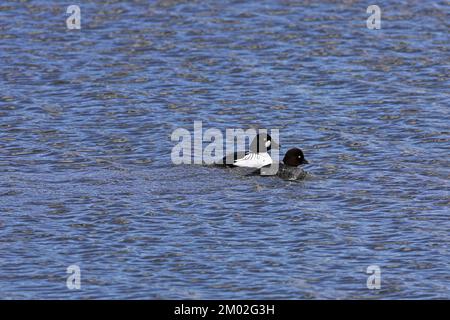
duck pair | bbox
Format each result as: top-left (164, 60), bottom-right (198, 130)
top-left (218, 133), bottom-right (309, 180)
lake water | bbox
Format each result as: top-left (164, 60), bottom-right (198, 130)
top-left (0, 0), bottom-right (449, 299)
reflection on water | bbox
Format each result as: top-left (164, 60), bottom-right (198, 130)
top-left (0, 0), bottom-right (449, 299)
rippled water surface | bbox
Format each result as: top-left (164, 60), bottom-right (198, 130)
top-left (0, 0), bottom-right (449, 299)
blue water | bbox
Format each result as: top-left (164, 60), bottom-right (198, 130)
top-left (0, 0), bottom-right (449, 299)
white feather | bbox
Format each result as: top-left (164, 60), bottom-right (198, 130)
top-left (233, 152), bottom-right (272, 168)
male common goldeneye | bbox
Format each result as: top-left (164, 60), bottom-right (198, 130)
top-left (219, 133), bottom-right (280, 169)
top-left (257, 147), bottom-right (309, 180)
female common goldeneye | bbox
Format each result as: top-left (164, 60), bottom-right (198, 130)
top-left (220, 133), bottom-right (279, 168)
top-left (257, 148), bottom-right (309, 180)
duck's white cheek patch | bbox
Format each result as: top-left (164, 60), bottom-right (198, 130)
top-left (265, 140), bottom-right (271, 148)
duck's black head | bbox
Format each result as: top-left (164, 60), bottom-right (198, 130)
top-left (283, 148), bottom-right (309, 167)
top-left (249, 133), bottom-right (280, 153)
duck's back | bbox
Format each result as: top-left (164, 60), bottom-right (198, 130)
top-left (276, 164), bottom-right (307, 180)
top-left (257, 163), bottom-right (307, 180)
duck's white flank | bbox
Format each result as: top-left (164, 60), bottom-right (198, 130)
top-left (233, 152), bottom-right (272, 168)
